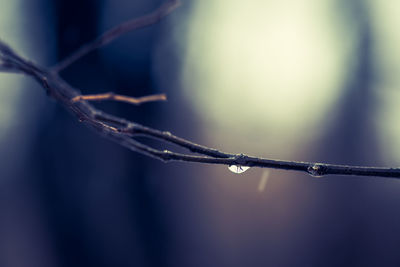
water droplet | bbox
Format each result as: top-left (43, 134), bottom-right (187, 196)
top-left (228, 165), bottom-right (250, 174)
top-left (307, 164), bottom-right (325, 177)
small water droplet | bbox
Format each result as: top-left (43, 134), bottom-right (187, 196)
top-left (307, 164), bottom-right (325, 177)
top-left (228, 165), bottom-right (250, 174)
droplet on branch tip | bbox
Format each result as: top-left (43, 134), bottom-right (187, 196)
top-left (307, 164), bottom-right (325, 178)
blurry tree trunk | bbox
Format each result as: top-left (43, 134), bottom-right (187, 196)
top-left (27, 1), bottom-right (170, 266)
top-left (311, 0), bottom-right (382, 265)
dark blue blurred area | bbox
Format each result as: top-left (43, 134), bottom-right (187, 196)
top-left (34, 0), bottom-right (174, 266)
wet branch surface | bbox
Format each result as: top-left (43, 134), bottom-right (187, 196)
top-left (1, 0), bottom-right (400, 178)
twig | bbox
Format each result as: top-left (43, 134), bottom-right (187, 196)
top-left (52, 0), bottom-right (181, 72)
top-left (71, 92), bottom-right (167, 105)
top-left (1, 2), bottom-right (400, 179)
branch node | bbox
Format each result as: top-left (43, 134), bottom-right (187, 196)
top-left (120, 123), bottom-right (137, 133)
top-left (307, 164), bottom-right (326, 177)
top-left (234, 153), bottom-right (249, 166)
top-left (40, 76), bottom-right (52, 96)
top-left (160, 150), bottom-right (173, 162)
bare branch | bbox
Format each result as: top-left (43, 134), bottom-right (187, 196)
top-left (52, 0), bottom-right (181, 72)
top-left (71, 92), bottom-right (167, 105)
top-left (1, 2), bottom-right (400, 179)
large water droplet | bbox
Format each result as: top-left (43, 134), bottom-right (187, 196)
top-left (228, 165), bottom-right (250, 174)
top-left (307, 164), bottom-right (324, 177)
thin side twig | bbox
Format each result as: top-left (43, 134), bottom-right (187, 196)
top-left (52, 0), bottom-right (181, 72)
top-left (71, 92), bottom-right (167, 105)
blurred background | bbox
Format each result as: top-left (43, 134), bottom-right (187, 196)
top-left (1, 0), bottom-right (400, 266)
